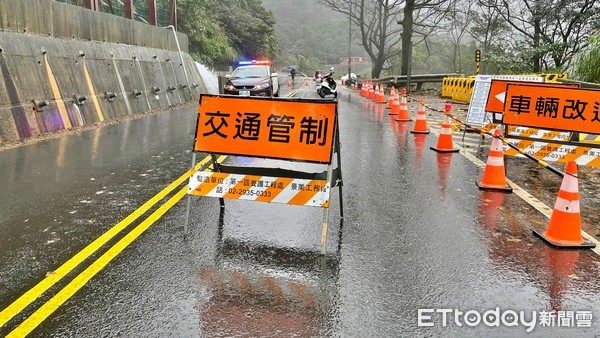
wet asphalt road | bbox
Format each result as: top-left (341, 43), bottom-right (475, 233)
top-left (1, 79), bottom-right (600, 337)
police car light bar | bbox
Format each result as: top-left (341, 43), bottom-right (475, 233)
top-left (237, 59), bottom-right (272, 66)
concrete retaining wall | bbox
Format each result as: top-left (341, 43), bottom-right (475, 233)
top-left (0, 0), bottom-right (206, 144)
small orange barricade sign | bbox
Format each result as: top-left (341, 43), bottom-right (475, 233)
top-left (194, 95), bottom-right (337, 163)
top-left (503, 85), bottom-right (600, 134)
top-left (506, 125), bottom-right (571, 141)
top-left (503, 139), bottom-right (600, 167)
top-left (485, 80), bottom-right (578, 114)
top-left (188, 171), bottom-right (330, 207)
top-left (185, 94), bottom-right (344, 254)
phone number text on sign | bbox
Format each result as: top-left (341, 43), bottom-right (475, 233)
top-left (188, 171), bottom-right (330, 207)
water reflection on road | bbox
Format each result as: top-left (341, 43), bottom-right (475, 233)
top-left (199, 211), bottom-right (342, 337)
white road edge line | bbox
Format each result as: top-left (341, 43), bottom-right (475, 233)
top-left (449, 130), bottom-right (600, 256)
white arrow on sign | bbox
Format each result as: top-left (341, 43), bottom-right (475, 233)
top-left (495, 91), bottom-right (506, 104)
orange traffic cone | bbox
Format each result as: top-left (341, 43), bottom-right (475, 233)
top-left (410, 99), bottom-right (430, 134)
top-left (395, 88), bottom-right (411, 121)
top-left (373, 84), bottom-right (380, 101)
top-left (368, 83), bottom-right (375, 100)
top-left (431, 103), bottom-right (459, 153)
top-left (533, 161), bottom-right (595, 248)
top-left (476, 128), bottom-right (512, 192)
top-left (360, 82), bottom-right (367, 97)
top-left (377, 85), bottom-right (386, 103)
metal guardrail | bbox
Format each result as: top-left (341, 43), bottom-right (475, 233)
top-left (358, 73), bottom-right (464, 89)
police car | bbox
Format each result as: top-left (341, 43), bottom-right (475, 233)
top-left (223, 60), bottom-right (279, 97)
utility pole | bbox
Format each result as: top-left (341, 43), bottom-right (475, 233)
top-left (148, 0), bottom-right (157, 26)
top-left (124, 0), bottom-right (132, 19)
top-left (170, 0), bottom-right (177, 30)
top-left (348, 16), bottom-right (352, 85)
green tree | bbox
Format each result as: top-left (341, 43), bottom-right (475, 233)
top-left (486, 0), bottom-right (600, 72)
top-left (178, 0), bottom-right (278, 69)
top-left (319, 0), bottom-right (450, 78)
top-left (469, 0), bottom-right (511, 74)
top-left (218, 0), bottom-right (279, 61)
top-left (178, 0), bottom-right (237, 68)
top-left (569, 31), bottom-right (600, 83)
top-left (320, 0), bottom-right (404, 78)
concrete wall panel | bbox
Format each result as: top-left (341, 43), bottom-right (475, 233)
top-left (0, 34), bottom-right (53, 137)
top-left (0, 0), bottom-right (203, 143)
top-left (185, 55), bottom-right (208, 98)
top-left (0, 107), bottom-right (18, 144)
top-left (0, 0), bottom-right (188, 52)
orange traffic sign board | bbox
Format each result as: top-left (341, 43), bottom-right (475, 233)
top-left (194, 95), bottom-right (337, 163)
top-left (485, 80), bottom-right (578, 114)
top-left (503, 84), bottom-right (600, 134)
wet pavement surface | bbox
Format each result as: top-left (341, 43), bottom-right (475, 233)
top-left (1, 78), bottom-right (600, 337)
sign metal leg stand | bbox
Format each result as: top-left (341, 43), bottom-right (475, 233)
top-left (183, 152), bottom-right (198, 238)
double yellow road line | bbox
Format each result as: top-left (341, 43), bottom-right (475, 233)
top-left (287, 77), bottom-right (310, 97)
top-left (1, 154), bottom-right (226, 337)
top-left (2, 87), bottom-right (306, 336)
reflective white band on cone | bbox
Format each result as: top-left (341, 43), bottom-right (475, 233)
top-left (553, 197), bottom-right (581, 213)
top-left (486, 155), bottom-right (505, 166)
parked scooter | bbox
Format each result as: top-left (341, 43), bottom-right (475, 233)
top-left (316, 67), bottom-right (337, 98)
